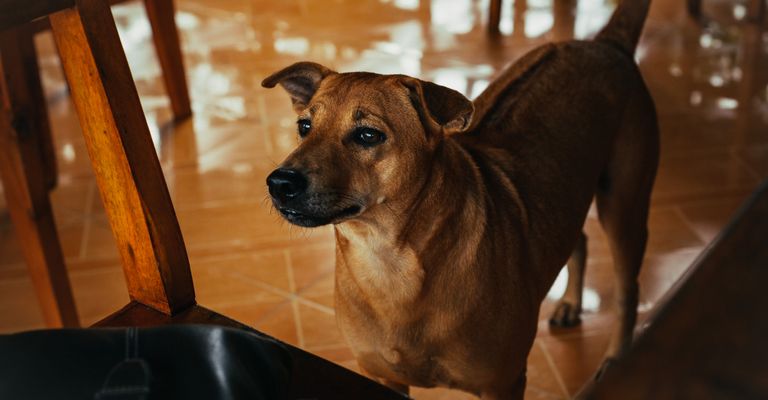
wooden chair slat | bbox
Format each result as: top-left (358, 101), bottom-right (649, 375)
top-left (49, 0), bottom-right (195, 315)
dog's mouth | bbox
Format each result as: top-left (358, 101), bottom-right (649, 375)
top-left (277, 204), bottom-right (362, 227)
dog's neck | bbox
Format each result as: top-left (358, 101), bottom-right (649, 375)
top-left (333, 139), bottom-right (487, 303)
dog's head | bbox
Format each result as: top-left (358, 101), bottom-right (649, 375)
top-left (263, 62), bottom-right (473, 227)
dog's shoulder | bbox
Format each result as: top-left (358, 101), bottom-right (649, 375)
top-left (469, 43), bottom-right (558, 131)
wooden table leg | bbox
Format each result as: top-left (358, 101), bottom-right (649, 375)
top-left (0, 27), bottom-right (78, 328)
top-left (144, 0), bottom-right (192, 120)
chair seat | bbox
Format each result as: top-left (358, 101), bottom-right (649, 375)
top-left (0, 324), bottom-right (292, 400)
top-left (96, 302), bottom-right (409, 400)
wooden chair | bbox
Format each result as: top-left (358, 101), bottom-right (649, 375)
top-left (0, 1), bottom-right (404, 397)
top-left (0, 0), bottom-right (190, 328)
top-left (580, 179), bottom-right (768, 399)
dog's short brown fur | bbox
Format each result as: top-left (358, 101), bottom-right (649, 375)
top-left (263, 1), bottom-right (658, 398)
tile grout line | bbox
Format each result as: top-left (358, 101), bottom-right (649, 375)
top-left (671, 206), bottom-right (710, 246)
top-left (284, 250), bottom-right (305, 348)
top-left (537, 340), bottom-right (571, 399)
top-left (78, 181), bottom-right (97, 259)
top-left (223, 268), bottom-right (336, 315)
top-left (730, 150), bottom-right (763, 182)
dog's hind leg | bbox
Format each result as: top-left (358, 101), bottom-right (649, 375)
top-left (595, 82), bottom-right (659, 359)
top-left (549, 231), bottom-right (588, 327)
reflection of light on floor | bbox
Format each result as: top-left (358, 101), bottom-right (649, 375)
top-left (716, 97), bottom-right (739, 110)
top-left (175, 11), bottom-right (200, 30)
top-left (690, 90), bottom-right (703, 106)
top-left (733, 4), bottom-right (747, 20)
top-left (525, 10), bottom-right (553, 38)
top-left (432, 69), bottom-right (468, 94)
top-left (431, 0), bottom-right (475, 34)
top-left (62, 143), bottom-right (76, 163)
top-left (231, 162), bottom-right (253, 175)
top-left (470, 79), bottom-right (490, 99)
top-left (574, 0), bottom-right (613, 39)
top-left (394, 0), bottom-right (420, 11)
top-left (669, 63), bottom-right (683, 77)
top-left (274, 37), bottom-right (310, 56)
top-left (546, 266), bottom-right (601, 312)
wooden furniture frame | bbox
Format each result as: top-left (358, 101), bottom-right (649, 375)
top-left (0, 1), bottom-right (404, 397)
top-left (0, 0), bottom-right (190, 328)
top-left (581, 180), bottom-right (768, 399)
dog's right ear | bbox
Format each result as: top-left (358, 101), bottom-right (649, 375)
top-left (262, 62), bottom-right (336, 112)
top-left (399, 77), bottom-right (474, 138)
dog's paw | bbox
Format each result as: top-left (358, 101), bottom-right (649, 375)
top-left (548, 302), bottom-right (582, 328)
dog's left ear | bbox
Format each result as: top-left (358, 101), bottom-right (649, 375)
top-left (262, 62), bottom-right (336, 112)
top-left (400, 77), bottom-right (474, 136)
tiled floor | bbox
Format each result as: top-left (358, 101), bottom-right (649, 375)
top-left (1, 0), bottom-right (767, 398)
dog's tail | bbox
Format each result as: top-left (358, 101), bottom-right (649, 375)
top-left (595, 0), bottom-right (652, 54)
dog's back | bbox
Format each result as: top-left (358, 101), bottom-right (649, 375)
top-left (454, 0), bottom-right (655, 297)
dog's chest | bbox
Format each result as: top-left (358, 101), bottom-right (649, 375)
top-left (335, 226), bottom-right (425, 306)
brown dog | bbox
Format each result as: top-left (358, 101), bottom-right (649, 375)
top-left (263, 1), bottom-right (657, 398)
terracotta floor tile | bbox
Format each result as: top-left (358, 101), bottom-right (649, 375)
top-left (737, 143), bottom-right (768, 181)
top-left (192, 249), bottom-right (292, 296)
top-left (539, 332), bottom-right (612, 396)
top-left (289, 244), bottom-right (336, 294)
top-left (192, 256), bottom-right (288, 307)
top-left (411, 387), bottom-right (476, 400)
top-left (652, 151), bottom-right (760, 206)
top-left (213, 299), bottom-right (298, 346)
top-left (68, 267), bottom-right (130, 326)
top-left (677, 195), bottom-right (753, 244)
top-left (297, 302), bottom-right (343, 349)
top-left (0, 277), bottom-right (45, 333)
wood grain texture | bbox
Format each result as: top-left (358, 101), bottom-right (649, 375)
top-left (96, 302), bottom-right (409, 400)
top-left (582, 180), bottom-right (768, 399)
top-left (144, 0), bottom-right (192, 120)
top-left (0, 26), bottom-right (78, 328)
top-left (49, 0), bottom-right (195, 314)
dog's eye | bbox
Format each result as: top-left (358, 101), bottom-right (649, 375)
top-left (353, 128), bottom-right (386, 147)
top-left (297, 119), bottom-right (311, 137)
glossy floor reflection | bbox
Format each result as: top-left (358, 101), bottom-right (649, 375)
top-left (1, 0), bottom-right (767, 398)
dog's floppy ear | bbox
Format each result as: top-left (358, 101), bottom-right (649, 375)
top-left (262, 62), bottom-right (336, 112)
top-left (400, 77), bottom-right (474, 136)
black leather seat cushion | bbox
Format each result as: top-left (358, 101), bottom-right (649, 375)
top-left (0, 325), bottom-right (292, 400)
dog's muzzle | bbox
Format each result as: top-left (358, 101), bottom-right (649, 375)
top-left (266, 168), bottom-right (362, 227)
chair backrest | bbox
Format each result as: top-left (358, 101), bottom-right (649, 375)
top-left (0, 0), bottom-right (196, 315)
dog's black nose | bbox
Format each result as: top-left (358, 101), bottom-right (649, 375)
top-left (267, 168), bottom-right (308, 202)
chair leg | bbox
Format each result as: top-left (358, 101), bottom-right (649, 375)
top-left (0, 27), bottom-right (79, 328)
top-left (144, 0), bottom-right (192, 121)
top-left (16, 26), bottom-right (58, 191)
top-left (488, 0), bottom-right (502, 35)
top-left (50, 0), bottom-right (195, 315)
top-left (687, 0), bottom-right (702, 19)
